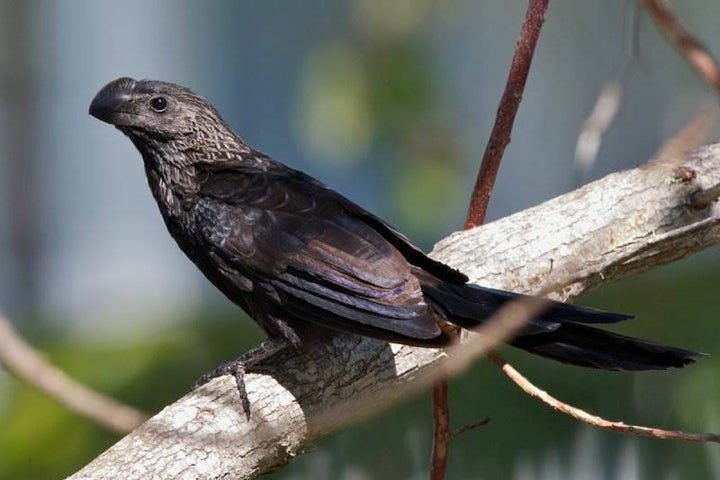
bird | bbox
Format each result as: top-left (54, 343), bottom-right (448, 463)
top-left (88, 77), bottom-right (702, 388)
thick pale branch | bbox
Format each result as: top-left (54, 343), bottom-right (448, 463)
top-left (67, 144), bottom-right (720, 480)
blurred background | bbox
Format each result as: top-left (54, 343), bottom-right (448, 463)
top-left (0, 0), bottom-right (719, 478)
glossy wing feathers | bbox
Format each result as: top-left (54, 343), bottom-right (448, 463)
top-left (196, 165), bottom-right (447, 343)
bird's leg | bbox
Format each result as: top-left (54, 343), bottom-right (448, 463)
top-left (193, 337), bottom-right (292, 418)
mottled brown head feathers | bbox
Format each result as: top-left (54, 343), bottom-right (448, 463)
top-left (90, 77), bottom-right (249, 167)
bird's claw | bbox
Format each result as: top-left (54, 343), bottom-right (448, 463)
top-left (193, 359), bottom-right (251, 419)
top-left (193, 339), bottom-right (291, 419)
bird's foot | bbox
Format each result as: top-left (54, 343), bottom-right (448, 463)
top-left (193, 338), bottom-right (291, 418)
top-left (193, 358), bottom-right (252, 417)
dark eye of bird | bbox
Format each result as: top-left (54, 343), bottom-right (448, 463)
top-left (149, 96), bottom-right (168, 113)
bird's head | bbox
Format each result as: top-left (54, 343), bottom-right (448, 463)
top-left (89, 77), bottom-right (243, 165)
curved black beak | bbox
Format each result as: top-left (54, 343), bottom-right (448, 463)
top-left (89, 77), bottom-right (138, 125)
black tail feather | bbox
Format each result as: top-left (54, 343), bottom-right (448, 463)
top-left (510, 322), bottom-right (704, 371)
top-left (424, 282), bottom-right (633, 328)
top-left (423, 282), bottom-right (703, 371)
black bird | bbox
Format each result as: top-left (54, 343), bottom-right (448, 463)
top-left (89, 77), bottom-right (701, 376)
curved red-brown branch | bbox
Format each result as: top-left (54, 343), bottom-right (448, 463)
top-left (640, 0), bottom-right (720, 93)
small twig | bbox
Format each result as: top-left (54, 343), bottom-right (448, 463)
top-left (0, 310), bottom-right (147, 434)
top-left (452, 418), bottom-right (491, 438)
top-left (575, 80), bottom-right (623, 178)
top-left (432, 2), bottom-right (551, 477)
top-left (640, 0), bottom-right (720, 93)
top-left (430, 380), bottom-right (450, 480)
top-left (690, 182), bottom-right (720, 209)
top-left (464, 0), bottom-right (549, 229)
top-left (489, 352), bottom-right (720, 442)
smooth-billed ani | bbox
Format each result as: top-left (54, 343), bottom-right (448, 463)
top-left (89, 77), bottom-right (702, 377)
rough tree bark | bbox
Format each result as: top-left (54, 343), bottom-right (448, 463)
top-left (67, 144), bottom-right (720, 480)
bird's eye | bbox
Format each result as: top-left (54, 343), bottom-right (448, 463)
top-left (149, 96), bottom-right (168, 113)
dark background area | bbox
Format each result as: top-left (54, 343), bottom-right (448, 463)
top-left (0, 1), bottom-right (718, 478)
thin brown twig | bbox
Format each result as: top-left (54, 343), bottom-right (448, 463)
top-left (432, 1), bottom-right (550, 477)
top-left (488, 352), bottom-right (720, 442)
top-left (640, 0), bottom-right (720, 93)
top-left (464, 0), bottom-right (549, 229)
top-left (431, 1), bottom-right (551, 477)
top-left (429, 380), bottom-right (450, 480)
top-left (452, 418), bottom-right (491, 438)
top-left (0, 311), bottom-right (147, 434)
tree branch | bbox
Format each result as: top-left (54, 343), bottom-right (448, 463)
top-left (488, 352), bottom-right (720, 442)
top-left (434, 3), bottom-right (551, 475)
top-left (67, 144), bottom-right (720, 480)
top-left (464, 0), bottom-right (548, 229)
top-left (640, 0), bottom-right (720, 93)
top-left (0, 311), bottom-right (147, 434)
top-left (430, 378), bottom-right (450, 480)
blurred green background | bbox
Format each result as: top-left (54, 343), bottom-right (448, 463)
top-left (0, 1), bottom-right (719, 479)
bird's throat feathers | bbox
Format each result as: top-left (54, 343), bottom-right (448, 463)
top-left (122, 121), bottom-right (248, 200)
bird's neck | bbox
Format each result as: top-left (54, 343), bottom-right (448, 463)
top-left (132, 130), bottom-right (253, 223)
top-left (144, 158), bottom-right (192, 215)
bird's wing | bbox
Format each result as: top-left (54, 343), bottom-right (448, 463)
top-left (194, 165), bottom-right (447, 342)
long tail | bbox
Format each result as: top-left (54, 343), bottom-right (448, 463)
top-left (423, 282), bottom-right (703, 371)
